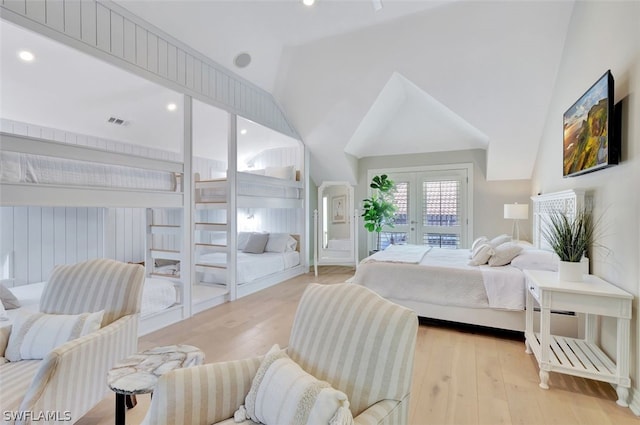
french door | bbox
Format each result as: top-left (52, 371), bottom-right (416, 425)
top-left (374, 166), bottom-right (470, 250)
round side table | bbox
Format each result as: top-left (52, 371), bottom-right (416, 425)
top-left (107, 344), bottom-right (204, 425)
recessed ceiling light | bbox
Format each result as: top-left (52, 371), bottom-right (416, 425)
top-left (18, 50), bottom-right (34, 62)
top-left (303, 0), bottom-right (315, 6)
top-left (167, 103), bottom-right (177, 111)
top-left (240, 129), bottom-right (248, 135)
top-left (234, 52), bottom-right (251, 69)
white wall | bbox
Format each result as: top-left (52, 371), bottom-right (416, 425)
top-left (356, 149), bottom-right (532, 259)
top-left (531, 1), bottom-right (640, 411)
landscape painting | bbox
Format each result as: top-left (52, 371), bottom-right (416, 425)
top-left (563, 73), bottom-right (610, 176)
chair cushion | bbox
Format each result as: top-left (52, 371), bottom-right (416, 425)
top-left (5, 310), bottom-right (104, 361)
top-left (40, 259), bottom-right (144, 326)
top-left (241, 344), bottom-right (353, 425)
top-left (0, 359), bottom-right (41, 415)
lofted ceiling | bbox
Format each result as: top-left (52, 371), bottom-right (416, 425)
top-left (1, 1), bottom-right (576, 185)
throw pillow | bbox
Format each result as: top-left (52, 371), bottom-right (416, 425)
top-left (488, 243), bottom-right (523, 267)
top-left (0, 283), bottom-right (20, 309)
top-left (237, 344), bottom-right (354, 425)
top-left (237, 232), bottom-right (253, 251)
top-left (471, 236), bottom-right (489, 252)
top-left (5, 310), bottom-right (104, 361)
top-left (265, 233), bottom-right (291, 253)
top-left (468, 244), bottom-right (495, 266)
top-left (488, 234), bottom-right (512, 248)
top-left (510, 249), bottom-right (559, 271)
top-left (242, 233), bottom-right (269, 254)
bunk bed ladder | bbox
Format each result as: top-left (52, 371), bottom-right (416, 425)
top-left (192, 173), bottom-right (231, 313)
top-left (146, 207), bottom-right (184, 303)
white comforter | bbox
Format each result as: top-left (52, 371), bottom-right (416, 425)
top-left (198, 250), bottom-right (300, 284)
top-left (353, 246), bottom-right (525, 311)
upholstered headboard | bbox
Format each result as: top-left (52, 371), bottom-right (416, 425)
top-left (530, 189), bottom-right (593, 250)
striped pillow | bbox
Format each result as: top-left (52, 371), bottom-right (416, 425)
top-left (4, 310), bottom-right (104, 362)
top-left (240, 344), bottom-right (354, 425)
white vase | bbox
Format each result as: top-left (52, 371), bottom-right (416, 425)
top-left (558, 261), bottom-right (584, 282)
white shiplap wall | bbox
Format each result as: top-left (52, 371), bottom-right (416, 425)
top-left (0, 0), bottom-right (298, 141)
top-left (0, 206), bottom-right (105, 286)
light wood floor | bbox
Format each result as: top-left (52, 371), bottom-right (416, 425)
top-left (78, 266), bottom-right (638, 425)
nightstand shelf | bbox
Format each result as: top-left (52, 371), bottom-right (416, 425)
top-left (524, 269), bottom-right (632, 407)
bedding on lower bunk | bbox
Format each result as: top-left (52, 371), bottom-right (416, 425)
top-left (1, 151), bottom-right (177, 191)
top-left (4, 277), bottom-right (177, 319)
top-left (198, 250), bottom-right (300, 285)
top-left (352, 245), bottom-right (526, 311)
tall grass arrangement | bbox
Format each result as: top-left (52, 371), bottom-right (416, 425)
top-left (542, 209), bottom-right (595, 262)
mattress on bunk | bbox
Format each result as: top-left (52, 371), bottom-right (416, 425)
top-left (4, 277), bottom-right (177, 319)
top-left (198, 172), bottom-right (301, 201)
top-left (197, 250), bottom-right (300, 284)
top-left (1, 151), bottom-right (176, 191)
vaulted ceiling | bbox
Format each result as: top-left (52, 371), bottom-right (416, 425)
top-left (1, 1), bottom-right (576, 184)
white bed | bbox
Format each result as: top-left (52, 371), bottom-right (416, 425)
top-left (352, 190), bottom-right (590, 333)
top-left (198, 250), bottom-right (300, 285)
top-left (4, 277), bottom-right (178, 324)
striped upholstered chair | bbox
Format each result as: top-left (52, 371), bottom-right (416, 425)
top-left (142, 283), bottom-right (419, 425)
top-left (0, 259), bottom-right (144, 424)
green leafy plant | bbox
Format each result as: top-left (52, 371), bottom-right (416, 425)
top-left (362, 174), bottom-right (396, 251)
top-left (541, 209), bottom-right (595, 262)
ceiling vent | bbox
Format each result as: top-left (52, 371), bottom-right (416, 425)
top-left (107, 116), bottom-right (128, 126)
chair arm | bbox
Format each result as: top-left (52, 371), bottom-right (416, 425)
top-left (18, 314), bottom-right (138, 424)
top-left (141, 356), bottom-right (262, 425)
top-left (354, 396), bottom-right (410, 425)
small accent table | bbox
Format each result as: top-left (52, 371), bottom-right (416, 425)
top-left (524, 270), bottom-right (632, 406)
top-left (107, 344), bottom-right (204, 425)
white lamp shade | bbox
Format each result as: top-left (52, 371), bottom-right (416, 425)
top-left (504, 203), bottom-right (529, 220)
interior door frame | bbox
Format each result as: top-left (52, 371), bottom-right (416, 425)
top-left (366, 163), bottom-right (474, 252)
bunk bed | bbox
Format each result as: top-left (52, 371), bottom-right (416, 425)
top-left (352, 189), bottom-right (590, 334)
top-left (0, 131), bottom-right (187, 335)
top-left (193, 170), bottom-right (305, 309)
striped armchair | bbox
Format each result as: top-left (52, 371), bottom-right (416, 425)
top-left (142, 283), bottom-right (419, 425)
top-left (0, 259), bottom-right (144, 425)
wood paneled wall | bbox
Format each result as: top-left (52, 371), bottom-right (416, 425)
top-left (0, 0), bottom-right (298, 140)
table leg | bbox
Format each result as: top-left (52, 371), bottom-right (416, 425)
top-left (115, 393), bottom-right (126, 425)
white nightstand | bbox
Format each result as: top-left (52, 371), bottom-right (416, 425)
top-left (524, 269), bottom-right (633, 407)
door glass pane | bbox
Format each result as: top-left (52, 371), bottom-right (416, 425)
top-left (424, 233), bottom-right (459, 249)
top-left (423, 180), bottom-right (460, 226)
top-left (392, 182), bottom-right (409, 225)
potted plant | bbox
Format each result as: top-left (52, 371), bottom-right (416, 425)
top-left (541, 208), bottom-right (595, 281)
top-left (362, 174), bottom-right (396, 252)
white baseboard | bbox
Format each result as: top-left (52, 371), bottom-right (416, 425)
top-left (629, 387), bottom-right (640, 416)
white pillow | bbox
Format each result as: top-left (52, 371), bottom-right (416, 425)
top-left (286, 235), bottom-right (298, 252)
top-left (488, 242), bottom-right (523, 267)
top-left (0, 300), bottom-right (7, 321)
top-left (265, 233), bottom-right (290, 253)
top-left (238, 344), bottom-right (354, 425)
top-left (5, 310), bottom-right (104, 361)
top-left (468, 244), bottom-right (495, 266)
top-left (471, 236), bottom-right (489, 252)
top-left (510, 249), bottom-right (559, 272)
top-left (265, 165), bottom-right (295, 180)
top-left (488, 234), bottom-right (512, 248)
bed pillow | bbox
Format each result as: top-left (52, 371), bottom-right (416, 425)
top-left (0, 283), bottom-right (20, 310)
top-left (5, 310), bottom-right (104, 361)
top-left (471, 236), bottom-right (489, 252)
top-left (488, 234), bottom-right (512, 248)
top-left (237, 232), bottom-right (253, 250)
top-left (286, 235), bottom-right (298, 252)
top-left (243, 233), bottom-right (270, 254)
top-left (237, 344), bottom-right (353, 425)
top-left (510, 249), bottom-right (560, 272)
top-left (468, 244), bottom-right (495, 266)
top-left (265, 233), bottom-right (291, 253)
top-left (0, 301), bottom-right (7, 322)
top-left (265, 165), bottom-right (295, 180)
top-left (488, 243), bottom-right (523, 267)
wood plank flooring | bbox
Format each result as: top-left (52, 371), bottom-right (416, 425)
top-left (77, 266), bottom-right (638, 425)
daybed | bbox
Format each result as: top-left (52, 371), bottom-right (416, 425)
top-left (0, 258), bottom-right (144, 424)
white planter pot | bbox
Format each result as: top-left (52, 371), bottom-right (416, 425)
top-left (558, 261), bottom-right (584, 282)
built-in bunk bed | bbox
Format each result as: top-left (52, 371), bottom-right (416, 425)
top-left (192, 139), bottom-right (306, 312)
top-left (0, 124), bottom-right (187, 336)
